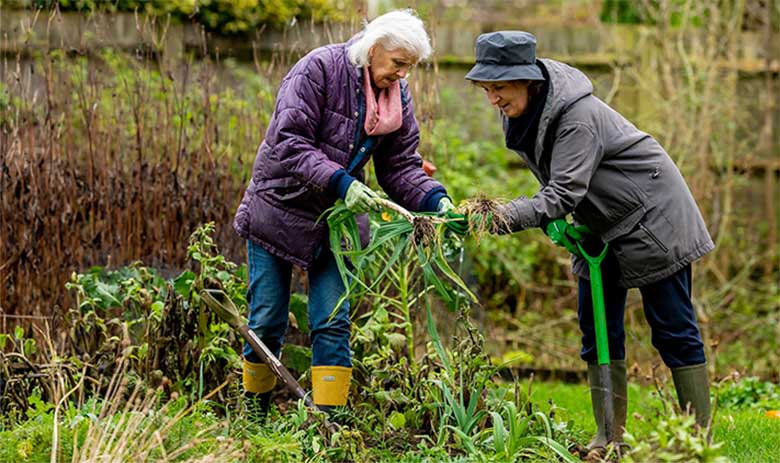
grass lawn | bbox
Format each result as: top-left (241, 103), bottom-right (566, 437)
top-left (532, 380), bottom-right (780, 463)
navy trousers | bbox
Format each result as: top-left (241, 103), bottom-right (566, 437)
top-left (577, 246), bottom-right (706, 368)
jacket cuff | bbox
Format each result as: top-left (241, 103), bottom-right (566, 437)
top-left (329, 169), bottom-right (357, 199)
top-left (499, 196), bottom-right (539, 233)
top-left (539, 215), bottom-right (554, 233)
top-left (420, 186), bottom-right (448, 212)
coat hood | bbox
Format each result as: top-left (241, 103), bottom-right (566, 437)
top-left (531, 59), bottom-right (593, 163)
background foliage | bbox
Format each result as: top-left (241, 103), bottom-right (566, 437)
top-left (1, 0), bottom-right (347, 31)
top-left (1, 0), bottom-right (779, 460)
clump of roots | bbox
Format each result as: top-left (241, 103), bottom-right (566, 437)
top-left (412, 215), bottom-right (437, 247)
top-left (458, 195), bottom-right (511, 238)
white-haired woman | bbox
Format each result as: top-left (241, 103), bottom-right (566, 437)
top-left (233, 9), bottom-right (458, 415)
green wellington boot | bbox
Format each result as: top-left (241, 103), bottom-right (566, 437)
top-left (671, 363), bottom-right (711, 427)
top-left (587, 360), bottom-right (628, 449)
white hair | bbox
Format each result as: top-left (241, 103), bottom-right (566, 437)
top-left (347, 9), bottom-right (432, 67)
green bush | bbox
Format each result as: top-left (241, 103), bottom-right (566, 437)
top-left (3, 0), bottom-right (346, 32)
top-left (717, 377), bottom-right (780, 411)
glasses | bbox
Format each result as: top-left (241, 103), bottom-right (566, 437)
top-left (391, 59), bottom-right (415, 74)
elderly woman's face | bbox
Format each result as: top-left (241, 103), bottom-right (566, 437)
top-left (368, 45), bottom-right (417, 89)
top-left (476, 81), bottom-right (529, 118)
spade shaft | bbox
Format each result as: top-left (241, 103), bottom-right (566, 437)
top-left (548, 225), bottom-right (615, 443)
top-left (200, 289), bottom-right (315, 409)
top-left (573, 232), bottom-right (615, 443)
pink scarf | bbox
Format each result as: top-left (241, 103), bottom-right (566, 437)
top-left (362, 66), bottom-right (402, 136)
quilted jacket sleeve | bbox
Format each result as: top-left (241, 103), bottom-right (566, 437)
top-left (269, 50), bottom-right (344, 192)
top-left (374, 83), bottom-right (447, 212)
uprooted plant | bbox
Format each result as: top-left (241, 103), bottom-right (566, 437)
top-left (458, 195), bottom-right (509, 236)
top-left (325, 199), bottom-right (478, 312)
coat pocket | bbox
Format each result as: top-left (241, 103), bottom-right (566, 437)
top-left (610, 209), bottom-right (675, 282)
top-left (257, 177), bottom-right (328, 219)
top-left (573, 168), bottom-right (647, 239)
top-left (638, 222), bottom-right (669, 253)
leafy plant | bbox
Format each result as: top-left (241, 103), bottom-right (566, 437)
top-left (623, 411), bottom-right (730, 463)
top-left (433, 378), bottom-right (486, 452)
top-left (717, 376), bottom-right (780, 411)
top-left (326, 200), bottom-right (476, 315)
top-left (484, 398), bottom-right (578, 463)
top-left (13, 0), bottom-right (347, 32)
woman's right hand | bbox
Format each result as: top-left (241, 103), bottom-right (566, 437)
top-left (345, 181), bottom-right (383, 214)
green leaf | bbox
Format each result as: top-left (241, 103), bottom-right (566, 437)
top-left (281, 344), bottom-right (312, 374)
top-left (432, 238), bottom-right (477, 304)
top-left (388, 411), bottom-right (406, 429)
top-left (151, 301), bottom-right (165, 318)
top-left (426, 300), bottom-right (452, 374)
top-left (490, 411), bottom-right (506, 454)
top-left (173, 270), bottom-right (196, 297)
top-left (533, 436), bottom-right (580, 463)
top-left (95, 281), bottom-right (122, 307)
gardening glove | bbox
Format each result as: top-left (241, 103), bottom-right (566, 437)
top-left (344, 181), bottom-right (382, 214)
top-left (544, 219), bottom-right (583, 256)
top-left (437, 197), bottom-right (456, 213)
top-left (437, 198), bottom-right (469, 236)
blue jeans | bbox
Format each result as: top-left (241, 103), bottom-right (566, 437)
top-left (243, 240), bottom-right (351, 367)
top-left (578, 245), bottom-right (705, 368)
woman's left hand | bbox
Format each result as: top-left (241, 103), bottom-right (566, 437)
top-left (437, 197), bottom-right (456, 213)
top-left (345, 181), bottom-right (383, 214)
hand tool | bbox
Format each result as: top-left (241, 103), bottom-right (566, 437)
top-left (200, 288), bottom-right (336, 430)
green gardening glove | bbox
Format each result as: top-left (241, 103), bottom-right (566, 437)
top-left (544, 219), bottom-right (583, 256)
top-left (437, 197), bottom-right (469, 236)
top-left (444, 211), bottom-right (469, 236)
top-left (345, 181), bottom-right (382, 214)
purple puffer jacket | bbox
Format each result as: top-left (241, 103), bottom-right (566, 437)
top-left (233, 38), bottom-right (447, 268)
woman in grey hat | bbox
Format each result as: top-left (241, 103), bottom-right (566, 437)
top-left (464, 31), bottom-right (714, 448)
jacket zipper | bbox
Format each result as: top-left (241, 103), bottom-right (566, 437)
top-left (350, 90), bottom-right (364, 162)
top-left (638, 223), bottom-right (668, 253)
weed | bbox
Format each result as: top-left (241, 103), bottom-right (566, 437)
top-left (716, 375), bottom-right (780, 411)
top-left (623, 411), bottom-right (730, 463)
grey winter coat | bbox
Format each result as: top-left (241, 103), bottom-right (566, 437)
top-left (233, 40), bottom-right (447, 268)
top-left (500, 59), bottom-right (714, 287)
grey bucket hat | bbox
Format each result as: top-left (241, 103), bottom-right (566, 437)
top-left (465, 31), bottom-right (544, 82)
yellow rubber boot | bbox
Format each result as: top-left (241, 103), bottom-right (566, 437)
top-left (243, 359), bottom-right (276, 394)
top-left (312, 366), bottom-right (352, 407)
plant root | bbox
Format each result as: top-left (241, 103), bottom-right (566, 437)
top-left (458, 195), bottom-right (512, 238)
top-left (412, 216), bottom-right (437, 247)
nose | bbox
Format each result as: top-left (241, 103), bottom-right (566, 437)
top-left (487, 90), bottom-right (500, 105)
top-left (396, 65), bottom-right (410, 79)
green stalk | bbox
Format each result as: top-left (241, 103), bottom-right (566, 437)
top-left (426, 295), bottom-right (452, 376)
top-left (399, 256), bottom-right (415, 367)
